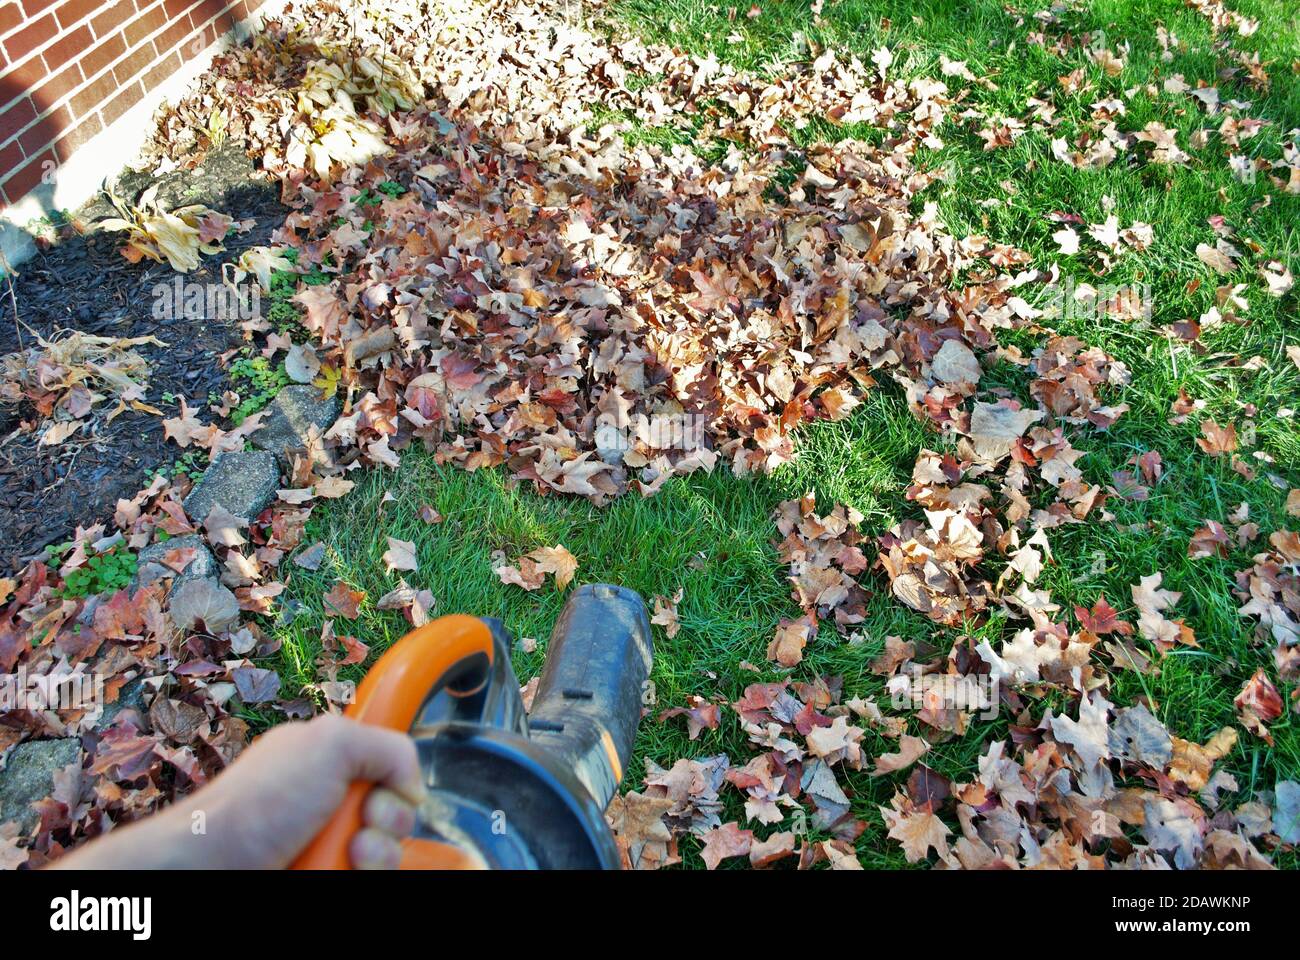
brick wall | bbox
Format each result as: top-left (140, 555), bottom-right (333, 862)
top-left (0, 0), bottom-right (267, 210)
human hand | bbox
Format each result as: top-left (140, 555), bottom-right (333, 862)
top-left (54, 714), bottom-right (424, 870)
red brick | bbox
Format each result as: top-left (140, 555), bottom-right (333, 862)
top-left (79, 31), bottom-right (125, 76)
top-left (53, 109), bottom-right (98, 159)
top-left (111, 44), bottom-right (151, 84)
top-left (181, 17), bottom-right (215, 54)
top-left (5, 52), bottom-right (46, 93)
top-left (39, 23), bottom-right (89, 70)
top-left (55, 0), bottom-right (99, 29)
top-left (3, 148), bottom-right (55, 203)
top-left (123, 4), bottom-right (164, 46)
top-left (36, 59), bottom-right (80, 103)
top-left (0, 95), bottom-right (35, 141)
top-left (0, 2), bottom-right (24, 35)
top-left (91, 1), bottom-right (132, 38)
top-left (111, 44), bottom-right (150, 83)
top-left (195, 4), bottom-right (234, 36)
top-left (67, 67), bottom-right (112, 116)
top-left (100, 76), bottom-right (140, 123)
top-left (20, 0), bottom-right (58, 16)
top-left (16, 102), bottom-right (67, 154)
top-left (139, 47), bottom-right (176, 90)
top-left (243, 0), bottom-right (262, 13)
top-left (161, 0), bottom-right (198, 19)
top-left (152, 15), bottom-right (189, 55)
top-left (4, 13), bottom-right (57, 61)
top-left (0, 138), bottom-right (22, 179)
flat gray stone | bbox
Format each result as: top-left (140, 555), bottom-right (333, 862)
top-left (134, 534), bottom-right (216, 593)
top-left (0, 738), bottom-right (80, 834)
top-left (250, 385), bottom-right (341, 463)
top-left (183, 450), bottom-right (280, 523)
top-left (93, 678), bottom-right (149, 733)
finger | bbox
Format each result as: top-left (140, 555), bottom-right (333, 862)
top-left (350, 827), bottom-right (402, 870)
top-left (363, 787), bottom-right (417, 837)
top-left (329, 719), bottom-right (425, 805)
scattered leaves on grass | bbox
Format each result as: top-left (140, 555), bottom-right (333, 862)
top-left (381, 536), bottom-right (418, 574)
top-left (323, 581), bottom-right (365, 619)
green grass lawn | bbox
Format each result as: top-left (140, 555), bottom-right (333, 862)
top-left (262, 0), bottom-right (1299, 867)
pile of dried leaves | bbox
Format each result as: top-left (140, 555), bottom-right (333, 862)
top-left (0, 331), bottom-right (167, 447)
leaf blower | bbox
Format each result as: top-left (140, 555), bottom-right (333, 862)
top-left (292, 584), bottom-right (653, 869)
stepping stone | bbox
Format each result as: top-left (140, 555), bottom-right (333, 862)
top-left (93, 678), bottom-right (149, 733)
top-left (183, 450), bottom-right (280, 523)
top-left (0, 738), bottom-right (81, 834)
top-left (134, 534), bottom-right (216, 593)
top-left (249, 385), bottom-right (341, 464)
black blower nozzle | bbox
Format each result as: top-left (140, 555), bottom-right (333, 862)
top-left (407, 584), bottom-right (653, 869)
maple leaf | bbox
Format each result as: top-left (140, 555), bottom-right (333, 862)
top-left (1142, 797), bottom-right (1203, 869)
top-left (230, 666), bottom-right (280, 704)
top-left (312, 363), bottom-right (342, 399)
top-left (1050, 690), bottom-right (1112, 769)
top-left (293, 285), bottom-right (346, 339)
top-left (496, 556), bottom-right (545, 591)
top-left (161, 546), bottom-right (198, 574)
top-left (1168, 727), bottom-right (1237, 791)
top-left (91, 727), bottom-right (155, 781)
top-left (285, 342), bottom-right (321, 383)
top-left (1132, 572), bottom-right (1189, 649)
top-left (295, 542), bottom-right (327, 570)
top-left (203, 504), bottom-right (248, 548)
top-left (1188, 520), bottom-right (1230, 559)
top-left (806, 716), bottom-right (865, 768)
top-left (967, 400), bottom-right (1042, 462)
top-left (1234, 669), bottom-right (1283, 744)
top-left (767, 616), bottom-right (814, 667)
top-left (196, 212), bottom-right (231, 244)
top-left (149, 697), bottom-right (209, 743)
top-left (871, 734), bottom-right (929, 776)
top-left (1108, 703), bottom-right (1173, 768)
top-left (1074, 596), bottom-right (1133, 635)
top-left (906, 765), bottom-right (952, 813)
top-left (658, 695), bottom-right (720, 740)
top-left (314, 476), bottom-right (354, 499)
top-left (880, 793), bottom-right (951, 864)
top-left (441, 352), bottom-right (483, 391)
top-left (687, 264), bottom-right (738, 314)
top-left (607, 791), bottom-right (677, 871)
top-left (1196, 242), bottom-right (1237, 275)
top-left (1196, 419), bottom-right (1237, 456)
top-left (1052, 225), bottom-right (1081, 255)
top-left (930, 339), bottom-right (981, 386)
top-left (699, 821), bottom-right (753, 869)
top-left (382, 536), bottom-right (418, 574)
top-left (748, 831), bottom-right (797, 868)
top-left (162, 398), bottom-right (205, 448)
top-left (651, 589), bottom-right (682, 638)
top-left (169, 577), bottom-right (240, 633)
top-left (529, 545), bottom-right (578, 589)
top-left (323, 582), bottom-right (365, 619)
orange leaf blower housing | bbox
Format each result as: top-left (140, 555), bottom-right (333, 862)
top-left (293, 585), bottom-right (653, 870)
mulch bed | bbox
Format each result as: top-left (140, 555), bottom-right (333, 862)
top-left (0, 145), bottom-right (287, 573)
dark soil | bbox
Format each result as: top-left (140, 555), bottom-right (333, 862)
top-left (0, 144), bottom-right (287, 573)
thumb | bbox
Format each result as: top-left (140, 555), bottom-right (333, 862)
top-left (331, 718), bottom-right (425, 806)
